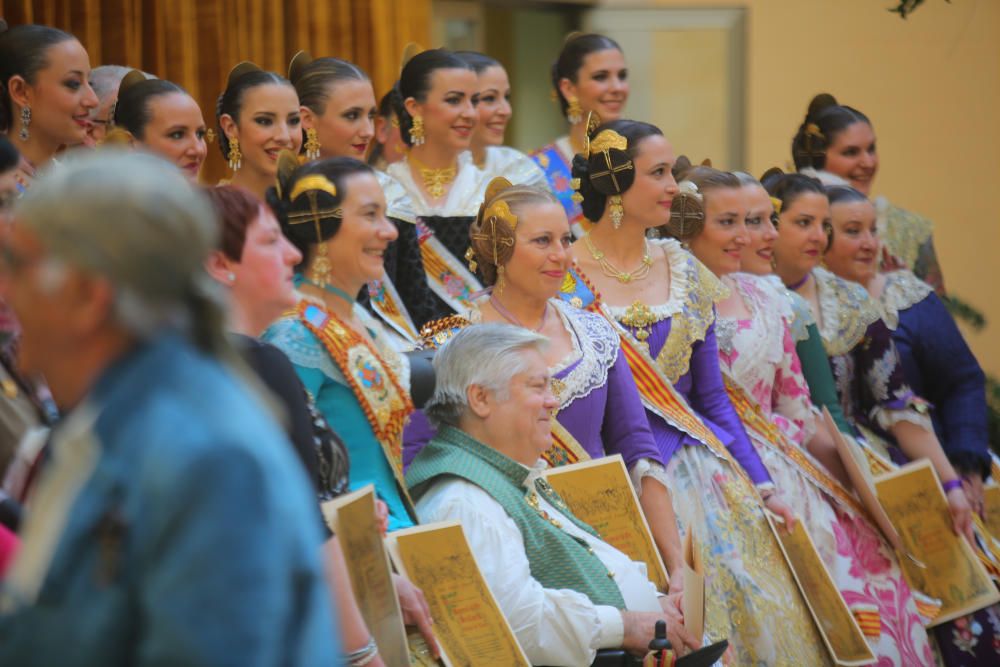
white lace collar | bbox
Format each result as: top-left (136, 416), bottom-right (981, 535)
top-left (549, 299), bottom-right (619, 408)
top-left (878, 270), bottom-right (932, 330)
top-left (386, 151), bottom-right (489, 217)
top-left (604, 238), bottom-right (692, 320)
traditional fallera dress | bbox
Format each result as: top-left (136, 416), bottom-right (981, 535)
top-left (360, 170), bottom-right (439, 345)
top-left (386, 152), bottom-right (491, 320)
top-left (809, 267), bottom-right (932, 461)
top-left (264, 287), bottom-right (416, 531)
top-left (717, 272), bottom-right (934, 665)
top-left (559, 237), bottom-right (831, 666)
top-left (530, 136), bottom-right (589, 238)
top-left (874, 270), bottom-right (1000, 666)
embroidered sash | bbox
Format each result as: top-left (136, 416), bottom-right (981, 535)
top-left (557, 265), bottom-right (754, 485)
top-left (415, 220), bottom-right (483, 313)
top-left (297, 302), bottom-right (416, 508)
top-left (529, 141), bottom-right (589, 238)
top-left (367, 275), bottom-right (419, 343)
top-left (723, 374), bottom-right (867, 518)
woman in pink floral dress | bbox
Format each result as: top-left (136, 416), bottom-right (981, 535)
top-left (663, 163), bottom-right (934, 666)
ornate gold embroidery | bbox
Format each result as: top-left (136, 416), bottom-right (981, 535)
top-left (878, 270), bottom-right (932, 330)
top-left (877, 199), bottom-right (934, 271)
top-left (814, 267), bottom-right (882, 357)
top-left (655, 261), bottom-right (728, 383)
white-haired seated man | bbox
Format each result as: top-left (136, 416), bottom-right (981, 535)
top-left (406, 323), bottom-right (699, 666)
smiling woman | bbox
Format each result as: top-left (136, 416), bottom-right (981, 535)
top-left (111, 71), bottom-right (208, 182)
top-left (0, 23), bottom-right (98, 191)
top-left (216, 61), bottom-right (302, 200)
top-left (263, 153), bottom-right (418, 533)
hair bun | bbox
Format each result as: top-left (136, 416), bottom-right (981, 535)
top-left (807, 93), bottom-right (839, 120)
top-left (672, 155), bottom-right (693, 181)
top-left (119, 69), bottom-right (149, 95)
top-left (227, 61), bottom-right (263, 87)
top-left (288, 50), bottom-right (313, 84)
top-left (759, 167), bottom-right (786, 189)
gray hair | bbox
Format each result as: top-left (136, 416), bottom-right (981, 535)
top-left (732, 171), bottom-right (761, 188)
top-left (15, 150), bottom-right (229, 355)
top-left (89, 65), bottom-right (132, 102)
top-left (424, 323), bottom-right (549, 429)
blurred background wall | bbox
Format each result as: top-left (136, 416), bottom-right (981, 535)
top-left (2, 0), bottom-right (997, 380)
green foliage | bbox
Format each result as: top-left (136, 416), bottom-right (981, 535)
top-left (943, 294), bottom-right (987, 331)
top-left (890, 1), bottom-right (951, 19)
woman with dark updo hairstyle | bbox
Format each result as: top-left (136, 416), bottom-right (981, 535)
top-left (262, 152), bottom-right (416, 531)
top-left (289, 50), bottom-right (437, 339)
top-left (111, 70), bottom-right (208, 182)
top-left (530, 33), bottom-right (628, 238)
top-left (385, 47), bottom-right (490, 321)
top-left (792, 93), bottom-right (945, 294)
top-left (671, 163), bottom-right (934, 665)
top-left (559, 117), bottom-right (830, 664)
top-left (0, 22), bottom-right (98, 191)
top-left (216, 62), bottom-right (302, 199)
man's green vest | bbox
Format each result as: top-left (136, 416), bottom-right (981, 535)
top-left (406, 426), bottom-right (626, 609)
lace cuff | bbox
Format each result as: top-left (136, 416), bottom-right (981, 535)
top-left (628, 458), bottom-right (672, 499)
top-left (871, 398), bottom-right (934, 434)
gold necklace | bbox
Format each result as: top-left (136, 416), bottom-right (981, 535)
top-left (409, 154), bottom-right (457, 199)
top-left (583, 234), bottom-right (653, 284)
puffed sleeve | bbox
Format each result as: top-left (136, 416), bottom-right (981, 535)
top-left (898, 295), bottom-right (989, 475)
top-left (601, 349), bottom-right (663, 468)
top-left (688, 322), bottom-right (772, 486)
top-left (797, 323), bottom-right (856, 436)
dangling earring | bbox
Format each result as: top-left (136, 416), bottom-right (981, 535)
top-left (495, 265), bottom-right (506, 295)
top-left (19, 106), bottom-right (31, 141)
top-left (609, 195), bottom-right (624, 230)
top-left (566, 97), bottom-right (583, 125)
top-left (309, 242), bottom-right (333, 287)
top-left (304, 128), bottom-right (321, 160)
top-left (409, 115), bottom-right (425, 146)
top-left (227, 137), bottom-right (242, 171)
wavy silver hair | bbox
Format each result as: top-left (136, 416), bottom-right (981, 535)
top-left (424, 323), bottom-right (549, 429)
top-left (15, 150), bottom-right (229, 355)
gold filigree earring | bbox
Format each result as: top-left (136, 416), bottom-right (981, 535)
top-left (304, 128), bottom-right (321, 160)
top-left (409, 115), bottom-right (425, 146)
top-left (495, 265), bottom-right (506, 295)
top-left (309, 241), bottom-right (332, 287)
top-left (227, 137), bottom-right (242, 171)
top-left (609, 195), bottom-right (624, 229)
top-left (566, 97), bottom-right (582, 125)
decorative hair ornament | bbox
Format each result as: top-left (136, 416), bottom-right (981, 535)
top-left (794, 121), bottom-right (828, 167)
top-left (399, 42), bottom-right (425, 73)
top-left (286, 172), bottom-right (344, 288)
top-left (468, 177), bottom-right (518, 292)
top-left (205, 128), bottom-right (216, 144)
top-left (287, 50), bottom-right (313, 83)
top-left (227, 61), bottom-right (264, 87)
top-left (770, 196), bottom-right (783, 215)
top-left (583, 113), bottom-right (634, 229)
top-left (666, 180), bottom-right (706, 240)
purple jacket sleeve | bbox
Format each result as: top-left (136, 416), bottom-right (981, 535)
top-left (600, 348), bottom-right (664, 467)
top-left (688, 322), bottom-right (772, 485)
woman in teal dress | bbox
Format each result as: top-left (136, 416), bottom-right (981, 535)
top-left (531, 32), bottom-right (629, 238)
top-left (263, 153), bottom-right (416, 531)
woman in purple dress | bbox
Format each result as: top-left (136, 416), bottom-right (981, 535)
top-left (560, 118), bottom-right (828, 665)
top-left (415, 178), bottom-right (687, 589)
